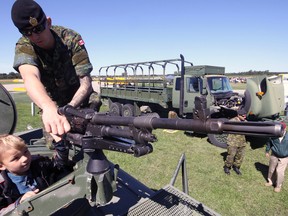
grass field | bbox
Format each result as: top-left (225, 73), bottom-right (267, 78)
top-left (6, 88), bottom-right (288, 216)
top-left (230, 82), bottom-right (247, 90)
top-left (10, 92), bottom-right (42, 132)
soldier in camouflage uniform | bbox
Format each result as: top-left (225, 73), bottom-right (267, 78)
top-left (11, 0), bottom-right (101, 145)
top-left (223, 109), bottom-right (247, 175)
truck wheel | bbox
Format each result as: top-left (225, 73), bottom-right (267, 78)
top-left (207, 133), bottom-right (228, 148)
top-left (122, 104), bottom-right (134, 117)
top-left (110, 102), bottom-right (122, 116)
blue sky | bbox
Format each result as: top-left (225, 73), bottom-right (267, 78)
top-left (1, 0), bottom-right (287, 75)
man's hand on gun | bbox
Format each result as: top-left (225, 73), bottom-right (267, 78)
top-left (42, 105), bottom-right (71, 136)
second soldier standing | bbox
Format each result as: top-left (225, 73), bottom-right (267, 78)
top-left (223, 109), bottom-right (247, 175)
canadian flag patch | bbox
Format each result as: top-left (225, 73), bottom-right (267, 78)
top-left (78, 39), bottom-right (85, 46)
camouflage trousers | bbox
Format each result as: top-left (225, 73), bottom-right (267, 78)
top-left (225, 145), bottom-right (246, 168)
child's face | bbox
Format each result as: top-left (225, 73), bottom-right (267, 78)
top-left (0, 146), bottom-right (32, 175)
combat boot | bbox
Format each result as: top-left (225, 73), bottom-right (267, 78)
top-left (223, 166), bottom-right (230, 175)
top-left (233, 166), bottom-right (242, 175)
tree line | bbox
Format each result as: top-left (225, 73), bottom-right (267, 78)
top-left (229, 70), bottom-right (287, 76)
top-left (0, 72), bottom-right (21, 79)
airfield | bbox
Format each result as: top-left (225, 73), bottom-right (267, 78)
top-left (3, 81), bottom-right (101, 93)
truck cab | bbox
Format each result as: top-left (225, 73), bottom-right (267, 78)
top-left (172, 65), bottom-right (240, 117)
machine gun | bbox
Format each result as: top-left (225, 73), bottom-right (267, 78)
top-left (58, 105), bottom-right (284, 205)
top-left (59, 105), bottom-right (284, 157)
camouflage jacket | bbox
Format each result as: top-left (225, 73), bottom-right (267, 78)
top-left (13, 25), bottom-right (93, 107)
top-left (227, 116), bottom-right (247, 147)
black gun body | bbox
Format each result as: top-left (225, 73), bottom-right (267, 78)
top-left (59, 105), bottom-right (284, 157)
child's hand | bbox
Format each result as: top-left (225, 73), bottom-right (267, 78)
top-left (265, 152), bottom-right (270, 158)
top-left (20, 189), bottom-right (39, 203)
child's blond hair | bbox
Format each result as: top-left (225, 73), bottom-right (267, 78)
top-left (0, 134), bottom-right (26, 162)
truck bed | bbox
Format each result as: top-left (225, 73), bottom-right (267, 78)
top-left (100, 85), bottom-right (173, 108)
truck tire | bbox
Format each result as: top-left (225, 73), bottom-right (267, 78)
top-left (207, 133), bottom-right (228, 149)
top-left (122, 104), bottom-right (134, 117)
top-left (110, 102), bottom-right (122, 116)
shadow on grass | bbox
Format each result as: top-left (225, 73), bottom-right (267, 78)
top-left (246, 136), bottom-right (269, 150)
top-left (220, 152), bottom-right (228, 163)
top-left (184, 131), bottom-right (207, 139)
top-left (254, 162), bottom-right (268, 180)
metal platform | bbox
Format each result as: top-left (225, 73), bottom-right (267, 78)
top-left (127, 185), bottom-right (220, 216)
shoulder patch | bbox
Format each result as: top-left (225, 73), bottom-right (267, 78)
top-left (17, 44), bottom-right (35, 56)
top-left (78, 39), bottom-right (85, 46)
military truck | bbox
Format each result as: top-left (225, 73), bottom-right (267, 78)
top-left (99, 55), bottom-right (285, 148)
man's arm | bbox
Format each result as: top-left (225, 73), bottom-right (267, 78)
top-left (68, 75), bottom-right (93, 108)
top-left (18, 64), bottom-right (70, 135)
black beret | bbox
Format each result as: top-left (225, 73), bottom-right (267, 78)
top-left (11, 0), bottom-right (46, 30)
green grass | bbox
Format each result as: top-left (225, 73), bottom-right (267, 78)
top-left (0, 80), bottom-right (21, 85)
top-left (8, 91), bottom-right (288, 216)
top-left (10, 92), bottom-right (42, 132)
top-left (105, 131), bottom-right (288, 216)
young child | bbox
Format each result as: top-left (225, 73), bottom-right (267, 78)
top-left (0, 134), bottom-right (73, 215)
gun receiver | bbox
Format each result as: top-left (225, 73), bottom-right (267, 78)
top-left (59, 105), bottom-right (284, 157)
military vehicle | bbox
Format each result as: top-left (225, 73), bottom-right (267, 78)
top-left (99, 55), bottom-right (285, 148)
top-left (0, 83), bottom-right (285, 215)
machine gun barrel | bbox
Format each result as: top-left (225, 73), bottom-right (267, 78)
top-left (59, 105), bottom-right (284, 138)
top-left (92, 115), bottom-right (283, 137)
